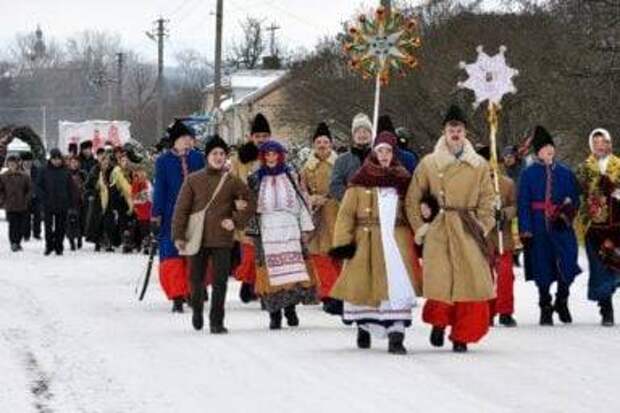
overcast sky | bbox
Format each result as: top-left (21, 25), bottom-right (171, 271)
top-left (0, 0), bottom-right (384, 65)
top-left (0, 1), bottom-right (516, 65)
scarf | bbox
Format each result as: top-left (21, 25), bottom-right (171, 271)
top-left (349, 153), bottom-right (411, 197)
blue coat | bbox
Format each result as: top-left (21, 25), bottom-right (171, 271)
top-left (397, 149), bottom-right (419, 174)
top-left (152, 149), bottom-right (205, 259)
top-left (518, 161), bottom-right (581, 288)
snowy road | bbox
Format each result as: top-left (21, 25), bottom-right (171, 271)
top-left (1, 218), bottom-right (619, 413)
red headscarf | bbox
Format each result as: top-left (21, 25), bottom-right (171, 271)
top-left (349, 131), bottom-right (411, 197)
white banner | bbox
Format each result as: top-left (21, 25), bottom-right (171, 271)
top-left (58, 120), bottom-right (131, 153)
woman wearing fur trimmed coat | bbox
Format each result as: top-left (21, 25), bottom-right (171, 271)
top-left (248, 140), bottom-right (317, 330)
top-left (330, 131), bottom-right (418, 355)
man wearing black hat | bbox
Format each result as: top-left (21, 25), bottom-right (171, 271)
top-left (406, 104), bottom-right (496, 353)
top-left (152, 119), bottom-right (205, 313)
top-left (229, 113), bottom-right (272, 303)
top-left (36, 148), bottom-right (76, 255)
top-left (79, 140), bottom-right (97, 176)
top-left (301, 122), bottom-right (342, 314)
top-left (172, 135), bottom-right (254, 333)
top-left (518, 126), bottom-right (581, 326)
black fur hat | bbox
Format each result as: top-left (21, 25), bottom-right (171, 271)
top-left (532, 125), bottom-right (554, 153)
top-left (250, 113), bottom-right (271, 135)
top-left (204, 135), bottom-right (229, 156)
top-left (443, 104), bottom-right (468, 127)
top-left (79, 140), bottom-right (93, 150)
top-left (238, 141), bottom-right (259, 164)
top-left (167, 119), bottom-right (195, 142)
top-left (377, 114), bottom-right (396, 134)
top-left (312, 122), bottom-right (332, 142)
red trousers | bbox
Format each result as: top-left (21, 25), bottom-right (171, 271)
top-left (159, 257), bottom-right (189, 300)
top-left (233, 242), bottom-right (256, 284)
top-left (422, 299), bottom-right (490, 344)
top-left (311, 254), bottom-right (342, 299)
top-left (489, 251), bottom-right (515, 316)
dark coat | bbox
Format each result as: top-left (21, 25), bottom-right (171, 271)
top-left (36, 162), bottom-right (75, 213)
top-left (518, 160), bottom-right (582, 288)
top-left (397, 148), bottom-right (418, 174)
top-left (79, 155), bottom-right (98, 176)
top-left (0, 170), bottom-right (31, 212)
top-left (172, 167), bottom-right (254, 248)
top-left (329, 147), bottom-right (368, 202)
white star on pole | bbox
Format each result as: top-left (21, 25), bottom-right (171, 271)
top-left (457, 45), bottom-right (519, 108)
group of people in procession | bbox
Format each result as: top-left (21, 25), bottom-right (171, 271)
top-left (0, 140), bottom-right (154, 256)
top-left (2, 103), bottom-right (619, 354)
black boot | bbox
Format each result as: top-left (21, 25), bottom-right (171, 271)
top-left (70, 239), bottom-right (76, 251)
top-left (11, 243), bottom-right (19, 252)
top-left (172, 298), bottom-right (184, 313)
top-left (539, 305), bottom-right (554, 326)
top-left (356, 327), bottom-right (371, 349)
top-left (513, 252), bottom-right (521, 268)
top-left (388, 332), bottom-right (407, 355)
top-left (44, 246), bottom-right (53, 256)
top-left (430, 327), bottom-right (445, 347)
top-left (95, 243), bottom-right (101, 252)
top-left (284, 305), bottom-right (299, 327)
top-left (269, 310), bottom-right (282, 330)
top-left (452, 341), bottom-right (468, 353)
top-left (210, 325), bottom-right (229, 334)
top-left (239, 282), bottom-right (256, 303)
top-left (192, 306), bottom-right (204, 331)
top-left (322, 298), bottom-right (344, 316)
top-left (77, 238), bottom-right (82, 249)
top-left (554, 298), bottom-right (572, 324)
top-left (599, 298), bottom-right (614, 327)
top-left (499, 314), bottom-right (518, 327)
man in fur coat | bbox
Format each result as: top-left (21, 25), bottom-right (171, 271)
top-left (301, 122), bottom-right (342, 315)
top-left (405, 105), bottom-right (496, 353)
top-left (230, 113), bottom-right (272, 302)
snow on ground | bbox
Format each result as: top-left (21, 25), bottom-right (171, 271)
top-left (0, 218), bottom-right (619, 413)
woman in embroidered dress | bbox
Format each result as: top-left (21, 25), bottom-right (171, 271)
top-left (329, 131), bottom-right (419, 355)
top-left (248, 140), bottom-right (317, 330)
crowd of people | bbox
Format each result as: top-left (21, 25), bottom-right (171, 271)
top-left (2, 104), bottom-right (619, 355)
top-left (0, 140), bottom-right (154, 256)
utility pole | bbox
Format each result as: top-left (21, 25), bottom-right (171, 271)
top-left (213, 0), bottom-right (224, 118)
top-left (116, 52), bottom-right (124, 119)
top-left (266, 22), bottom-right (281, 57)
top-left (147, 17), bottom-right (168, 135)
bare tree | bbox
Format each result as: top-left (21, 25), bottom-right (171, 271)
top-left (228, 17), bottom-right (266, 69)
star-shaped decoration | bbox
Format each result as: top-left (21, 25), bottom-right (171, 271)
top-left (458, 45), bottom-right (518, 108)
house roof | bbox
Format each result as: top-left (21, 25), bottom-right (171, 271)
top-left (206, 69), bottom-right (288, 111)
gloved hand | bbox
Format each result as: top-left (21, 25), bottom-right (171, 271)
top-left (519, 232), bottom-right (533, 248)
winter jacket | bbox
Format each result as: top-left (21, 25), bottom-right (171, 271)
top-left (301, 150), bottom-right (340, 255)
top-left (172, 167), bottom-right (254, 249)
top-left (79, 155), bottom-right (98, 176)
top-left (97, 166), bottom-right (133, 213)
top-left (132, 179), bottom-right (153, 222)
top-left (405, 136), bottom-right (496, 304)
top-left (518, 160), bottom-right (581, 287)
top-left (0, 170), bottom-right (31, 212)
top-left (397, 148), bottom-right (419, 174)
top-left (330, 186), bottom-right (419, 307)
top-left (36, 163), bottom-right (75, 213)
top-left (152, 148), bottom-right (205, 260)
top-left (69, 169), bottom-right (87, 209)
top-left (329, 147), bottom-right (369, 202)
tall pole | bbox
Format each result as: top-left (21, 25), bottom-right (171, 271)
top-left (156, 18), bottom-right (166, 135)
top-left (266, 23), bottom-right (281, 57)
top-left (213, 0), bottom-right (224, 117)
top-left (116, 52), bottom-right (124, 119)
